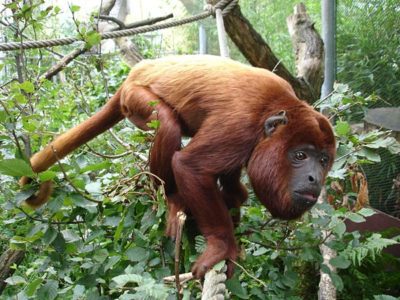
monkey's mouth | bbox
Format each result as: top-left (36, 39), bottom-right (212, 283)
top-left (293, 191), bottom-right (319, 207)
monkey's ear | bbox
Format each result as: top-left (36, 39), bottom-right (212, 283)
top-left (264, 110), bottom-right (288, 137)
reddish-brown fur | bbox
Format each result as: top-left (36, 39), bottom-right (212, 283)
top-left (20, 55), bottom-right (335, 278)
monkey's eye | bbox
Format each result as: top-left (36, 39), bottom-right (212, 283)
top-left (320, 156), bottom-right (329, 166)
top-left (294, 151), bottom-right (307, 161)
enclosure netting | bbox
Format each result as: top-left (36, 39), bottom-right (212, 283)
top-left (336, 0), bottom-right (400, 217)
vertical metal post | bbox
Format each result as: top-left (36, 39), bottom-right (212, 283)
top-left (215, 8), bottom-right (230, 58)
top-left (199, 24), bottom-right (207, 54)
top-left (321, 0), bottom-right (336, 98)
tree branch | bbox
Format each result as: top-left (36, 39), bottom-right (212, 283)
top-left (207, 1), bottom-right (324, 102)
top-left (40, 47), bottom-right (86, 80)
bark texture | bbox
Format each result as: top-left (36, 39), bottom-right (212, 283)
top-left (0, 249), bottom-right (25, 293)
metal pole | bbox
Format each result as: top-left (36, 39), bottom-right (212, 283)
top-left (199, 24), bottom-right (207, 54)
top-left (321, 0), bottom-right (336, 98)
top-left (215, 8), bottom-right (230, 58)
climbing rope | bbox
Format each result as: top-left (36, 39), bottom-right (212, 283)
top-left (0, 0), bottom-right (238, 52)
top-left (202, 265), bottom-right (227, 300)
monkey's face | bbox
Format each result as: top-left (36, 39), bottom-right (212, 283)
top-left (286, 144), bottom-right (332, 217)
top-left (247, 111), bottom-right (335, 220)
top-left (248, 142), bottom-right (332, 219)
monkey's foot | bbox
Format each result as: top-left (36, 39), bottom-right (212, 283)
top-left (191, 236), bottom-right (237, 279)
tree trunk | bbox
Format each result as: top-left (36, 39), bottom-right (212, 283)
top-left (207, 1), bottom-right (324, 102)
top-left (0, 249), bottom-right (25, 293)
top-left (287, 3), bottom-right (324, 100)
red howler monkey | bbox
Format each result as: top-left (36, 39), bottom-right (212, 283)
top-left (20, 55), bottom-right (336, 278)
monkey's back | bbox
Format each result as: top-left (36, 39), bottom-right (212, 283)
top-left (125, 55), bottom-right (297, 135)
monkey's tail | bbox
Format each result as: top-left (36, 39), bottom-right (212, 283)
top-left (20, 89), bottom-right (124, 208)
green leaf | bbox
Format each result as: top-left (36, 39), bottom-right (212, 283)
top-left (114, 209), bottom-right (127, 245)
top-left (328, 168), bottom-right (347, 179)
top-left (332, 222), bottom-right (346, 237)
top-left (80, 161), bottom-right (111, 173)
top-left (62, 229), bottom-right (81, 243)
top-left (39, 171), bottom-right (57, 181)
top-left (335, 121), bottom-right (351, 137)
top-left (104, 256), bottom-right (121, 271)
top-left (320, 264), bottom-right (331, 275)
top-left (253, 247), bottom-right (268, 256)
top-left (330, 256), bottom-right (351, 269)
top-left (85, 181), bottom-right (102, 194)
top-left (112, 274), bottom-right (142, 288)
top-left (365, 137), bottom-right (397, 149)
top-left (357, 208), bottom-right (375, 217)
top-left (388, 141), bottom-right (400, 154)
top-left (85, 31), bottom-right (101, 48)
top-left (126, 247), bottom-right (148, 262)
top-left (19, 81), bottom-right (35, 93)
top-left (330, 272), bottom-right (344, 291)
top-left (212, 261), bottom-right (226, 272)
top-left (347, 212), bottom-right (366, 223)
top-left (335, 84), bottom-right (349, 94)
top-left (72, 285), bottom-right (85, 300)
top-left (226, 277), bottom-right (249, 299)
top-left (94, 249), bottom-right (109, 263)
top-left (26, 278), bottom-right (43, 297)
top-left (52, 233), bottom-right (66, 254)
top-left (356, 148), bottom-right (381, 162)
top-left (5, 275), bottom-right (26, 285)
top-left (37, 280), bottom-right (58, 300)
top-left (0, 159), bottom-right (34, 177)
top-left (12, 93), bottom-right (23, 103)
top-left (22, 117), bottom-right (38, 132)
top-left (0, 110), bottom-right (7, 122)
top-left (147, 120), bottom-right (160, 129)
top-left (70, 5), bottom-right (80, 12)
top-left (43, 227), bottom-right (58, 245)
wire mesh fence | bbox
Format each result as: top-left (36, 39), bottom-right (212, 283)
top-left (336, 0), bottom-right (400, 217)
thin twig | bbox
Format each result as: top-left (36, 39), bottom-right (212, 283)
top-left (108, 129), bottom-right (130, 148)
top-left (16, 207), bottom-right (85, 224)
top-left (85, 144), bottom-right (133, 159)
top-left (312, 90), bottom-right (335, 108)
top-left (229, 260), bottom-right (268, 288)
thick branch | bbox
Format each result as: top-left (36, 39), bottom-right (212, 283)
top-left (41, 47), bottom-right (86, 80)
top-left (96, 13), bottom-right (173, 30)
